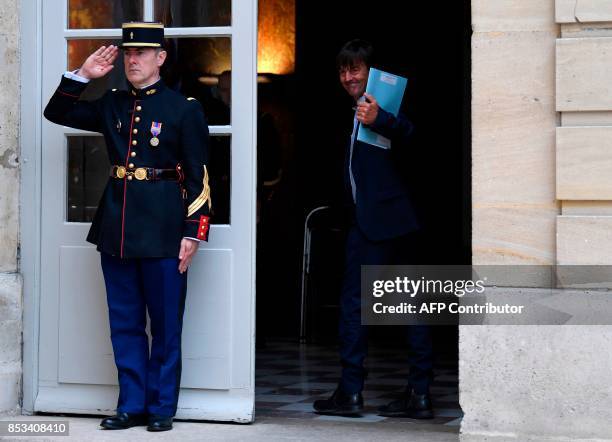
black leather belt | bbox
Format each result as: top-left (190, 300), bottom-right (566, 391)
top-left (110, 165), bottom-right (181, 181)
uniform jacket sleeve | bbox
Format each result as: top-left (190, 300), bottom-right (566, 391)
top-left (43, 75), bottom-right (103, 133)
top-left (365, 107), bottom-right (414, 146)
top-left (180, 99), bottom-right (212, 241)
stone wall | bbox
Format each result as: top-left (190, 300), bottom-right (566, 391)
top-left (0, 0), bottom-right (21, 416)
top-left (463, 1), bottom-right (612, 440)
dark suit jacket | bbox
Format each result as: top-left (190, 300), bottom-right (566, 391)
top-left (345, 107), bottom-right (419, 241)
top-left (44, 76), bottom-right (211, 258)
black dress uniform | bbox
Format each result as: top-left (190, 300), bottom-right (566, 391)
top-left (44, 69), bottom-right (211, 256)
top-left (43, 23), bottom-right (210, 425)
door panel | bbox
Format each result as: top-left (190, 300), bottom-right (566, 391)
top-left (58, 246), bottom-right (113, 385)
top-left (181, 248), bottom-right (233, 390)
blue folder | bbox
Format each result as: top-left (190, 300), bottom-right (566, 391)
top-left (357, 68), bottom-right (408, 149)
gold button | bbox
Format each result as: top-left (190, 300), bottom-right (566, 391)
top-left (132, 140), bottom-right (137, 146)
top-left (127, 175), bottom-right (133, 181)
top-left (134, 117), bottom-right (141, 123)
top-left (133, 128), bottom-right (138, 134)
top-left (136, 105), bottom-right (142, 111)
top-left (131, 151), bottom-right (137, 157)
top-left (128, 163), bottom-right (134, 169)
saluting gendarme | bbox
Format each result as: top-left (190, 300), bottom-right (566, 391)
top-left (43, 22), bottom-right (211, 432)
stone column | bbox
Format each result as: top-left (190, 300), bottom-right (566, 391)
top-left (466, 1), bottom-right (612, 440)
top-left (459, 0), bottom-right (612, 442)
top-left (0, 0), bottom-right (21, 416)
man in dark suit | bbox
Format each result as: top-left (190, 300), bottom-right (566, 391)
top-left (44, 22), bottom-right (211, 432)
top-left (313, 39), bottom-right (434, 418)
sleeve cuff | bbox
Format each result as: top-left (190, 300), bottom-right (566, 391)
top-left (64, 70), bottom-right (91, 83)
top-left (183, 215), bottom-right (210, 241)
top-left (184, 237), bottom-right (201, 242)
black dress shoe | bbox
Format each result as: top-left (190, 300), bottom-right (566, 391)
top-left (147, 415), bottom-right (173, 432)
top-left (100, 412), bottom-right (147, 429)
top-left (378, 390), bottom-right (434, 419)
top-left (313, 389), bottom-right (364, 416)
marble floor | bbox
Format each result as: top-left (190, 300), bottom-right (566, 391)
top-left (255, 340), bottom-right (462, 427)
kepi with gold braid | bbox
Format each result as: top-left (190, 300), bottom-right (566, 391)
top-left (120, 22), bottom-right (164, 48)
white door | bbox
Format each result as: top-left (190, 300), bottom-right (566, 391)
top-left (35, 0), bottom-right (256, 422)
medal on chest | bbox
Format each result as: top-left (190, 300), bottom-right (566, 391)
top-left (150, 121), bottom-right (162, 147)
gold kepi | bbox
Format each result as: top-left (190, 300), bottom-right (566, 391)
top-left (120, 22), bottom-right (164, 48)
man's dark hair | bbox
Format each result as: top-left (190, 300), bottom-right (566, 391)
top-left (336, 39), bottom-right (374, 70)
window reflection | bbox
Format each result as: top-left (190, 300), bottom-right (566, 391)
top-left (154, 0), bottom-right (230, 27)
top-left (161, 37), bottom-right (231, 125)
top-left (67, 136), bottom-right (109, 222)
top-left (68, 0), bottom-right (143, 29)
top-left (209, 136), bottom-right (231, 224)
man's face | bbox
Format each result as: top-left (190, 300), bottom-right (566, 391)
top-left (123, 47), bottom-right (166, 85)
top-left (339, 61), bottom-right (369, 101)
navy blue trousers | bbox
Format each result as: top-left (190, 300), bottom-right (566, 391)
top-left (100, 252), bottom-right (187, 417)
top-left (338, 225), bottom-right (434, 395)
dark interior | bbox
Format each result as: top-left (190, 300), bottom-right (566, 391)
top-left (255, 0), bottom-right (471, 362)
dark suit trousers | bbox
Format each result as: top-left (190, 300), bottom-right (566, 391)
top-left (338, 224), bottom-right (434, 395)
top-left (100, 252), bottom-right (187, 417)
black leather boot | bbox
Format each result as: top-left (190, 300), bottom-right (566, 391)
top-left (147, 415), bottom-right (173, 432)
top-left (313, 388), bottom-right (364, 416)
top-left (378, 389), bottom-right (434, 419)
top-left (100, 412), bottom-right (147, 429)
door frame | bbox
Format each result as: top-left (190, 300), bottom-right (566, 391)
top-left (19, 0), bottom-right (258, 419)
top-left (21, 0), bottom-right (44, 415)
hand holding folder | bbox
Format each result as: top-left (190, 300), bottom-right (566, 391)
top-left (357, 68), bottom-right (408, 149)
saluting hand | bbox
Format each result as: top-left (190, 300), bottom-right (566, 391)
top-left (178, 238), bottom-right (199, 274)
top-left (77, 45), bottom-right (119, 80)
top-left (356, 93), bottom-right (379, 126)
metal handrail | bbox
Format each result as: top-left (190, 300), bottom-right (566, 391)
top-left (299, 206), bottom-right (330, 342)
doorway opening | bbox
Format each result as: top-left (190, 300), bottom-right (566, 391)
top-left (253, 0), bottom-right (470, 425)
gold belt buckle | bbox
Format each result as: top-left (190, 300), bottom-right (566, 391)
top-left (115, 166), bottom-right (126, 179)
top-left (134, 168), bottom-right (148, 181)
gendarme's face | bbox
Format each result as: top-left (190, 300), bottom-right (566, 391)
top-left (339, 61), bottom-right (369, 101)
top-left (123, 47), bottom-right (164, 85)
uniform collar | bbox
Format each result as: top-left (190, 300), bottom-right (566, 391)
top-left (128, 78), bottom-right (165, 98)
